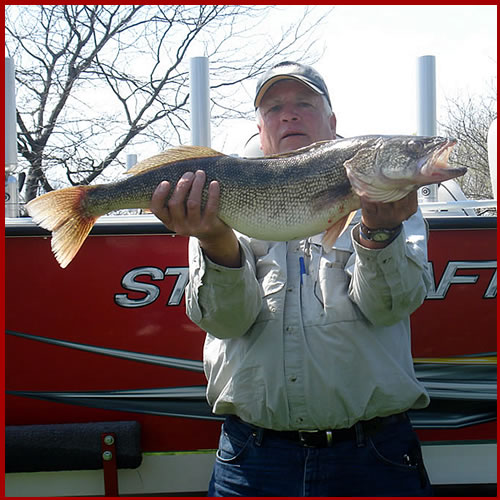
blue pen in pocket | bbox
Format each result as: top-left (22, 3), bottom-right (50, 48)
top-left (299, 256), bottom-right (306, 285)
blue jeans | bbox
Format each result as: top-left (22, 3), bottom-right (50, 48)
top-left (208, 415), bottom-right (433, 497)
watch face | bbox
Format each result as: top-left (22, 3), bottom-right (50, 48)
top-left (373, 231), bottom-right (390, 242)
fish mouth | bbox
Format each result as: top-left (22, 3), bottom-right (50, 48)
top-left (420, 138), bottom-right (466, 182)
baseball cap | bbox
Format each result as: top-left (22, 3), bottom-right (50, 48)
top-left (254, 61), bottom-right (331, 109)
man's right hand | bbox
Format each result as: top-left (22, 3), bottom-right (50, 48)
top-left (150, 170), bottom-right (241, 268)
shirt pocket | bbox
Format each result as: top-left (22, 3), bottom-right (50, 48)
top-left (255, 269), bottom-right (284, 322)
top-left (252, 242), bottom-right (286, 323)
top-left (303, 249), bottom-right (362, 326)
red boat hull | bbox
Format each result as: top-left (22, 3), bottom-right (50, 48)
top-left (5, 216), bottom-right (497, 453)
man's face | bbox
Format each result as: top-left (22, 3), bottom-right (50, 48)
top-left (257, 79), bottom-right (337, 155)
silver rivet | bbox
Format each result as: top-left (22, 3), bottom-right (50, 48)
top-left (102, 451), bottom-right (113, 461)
top-left (103, 435), bottom-right (115, 446)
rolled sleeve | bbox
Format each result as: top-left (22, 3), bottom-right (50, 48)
top-left (185, 236), bottom-right (262, 339)
top-left (348, 210), bottom-right (432, 326)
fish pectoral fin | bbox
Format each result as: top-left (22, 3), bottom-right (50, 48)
top-left (127, 145), bottom-right (224, 175)
top-left (322, 211), bottom-right (356, 251)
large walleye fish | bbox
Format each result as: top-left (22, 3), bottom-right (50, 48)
top-left (27, 135), bottom-right (464, 268)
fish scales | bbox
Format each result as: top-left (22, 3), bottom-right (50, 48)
top-left (215, 146), bottom-right (356, 240)
top-left (85, 142), bottom-right (356, 241)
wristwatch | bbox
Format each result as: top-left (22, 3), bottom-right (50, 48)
top-left (359, 222), bottom-right (403, 243)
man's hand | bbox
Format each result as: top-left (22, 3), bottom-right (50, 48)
top-left (150, 170), bottom-right (241, 267)
top-left (360, 191), bottom-right (418, 229)
top-left (359, 191), bottom-right (418, 248)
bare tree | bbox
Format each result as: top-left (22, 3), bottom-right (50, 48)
top-left (438, 81), bottom-right (497, 201)
top-left (5, 5), bottom-right (329, 202)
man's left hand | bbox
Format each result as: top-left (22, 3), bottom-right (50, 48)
top-left (358, 191), bottom-right (418, 248)
top-left (360, 191), bottom-right (418, 229)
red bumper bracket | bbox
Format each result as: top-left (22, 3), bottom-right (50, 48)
top-left (101, 432), bottom-right (119, 496)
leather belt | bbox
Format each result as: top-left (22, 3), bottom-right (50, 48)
top-left (238, 412), bottom-right (408, 448)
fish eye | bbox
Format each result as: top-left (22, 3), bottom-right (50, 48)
top-left (407, 140), bottom-right (425, 155)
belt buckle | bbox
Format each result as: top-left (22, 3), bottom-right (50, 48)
top-left (298, 430), bottom-right (333, 447)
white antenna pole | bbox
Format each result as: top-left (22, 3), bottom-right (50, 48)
top-left (5, 57), bottom-right (17, 169)
top-left (126, 153), bottom-right (138, 170)
top-left (417, 55), bottom-right (438, 203)
top-left (5, 57), bottom-right (19, 217)
top-left (487, 118), bottom-right (497, 199)
top-left (189, 57), bottom-right (211, 147)
top-left (417, 55), bottom-right (437, 137)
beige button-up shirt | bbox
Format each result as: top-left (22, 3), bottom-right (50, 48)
top-left (186, 210), bottom-right (432, 431)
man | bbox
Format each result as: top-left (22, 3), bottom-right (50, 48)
top-left (151, 61), bottom-right (434, 496)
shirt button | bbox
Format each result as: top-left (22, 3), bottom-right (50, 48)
top-left (296, 417), bottom-right (304, 424)
top-left (289, 376), bottom-right (297, 382)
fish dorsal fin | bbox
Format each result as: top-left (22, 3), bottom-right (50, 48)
top-left (127, 146), bottom-right (224, 175)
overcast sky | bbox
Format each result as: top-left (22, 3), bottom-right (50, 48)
top-left (211, 5), bottom-right (497, 154)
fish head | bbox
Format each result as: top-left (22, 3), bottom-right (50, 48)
top-left (345, 135), bottom-right (465, 203)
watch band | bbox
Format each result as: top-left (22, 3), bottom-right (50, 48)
top-left (359, 222), bottom-right (403, 243)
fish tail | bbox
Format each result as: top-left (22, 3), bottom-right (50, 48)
top-left (26, 186), bottom-right (98, 268)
